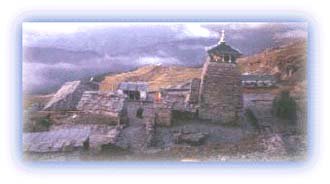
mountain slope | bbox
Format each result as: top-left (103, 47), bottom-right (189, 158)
top-left (237, 40), bottom-right (307, 84)
top-left (99, 40), bottom-right (307, 92)
top-left (100, 65), bottom-right (202, 91)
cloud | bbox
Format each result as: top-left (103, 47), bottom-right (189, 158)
top-left (136, 56), bottom-right (181, 65)
top-left (23, 62), bottom-right (64, 92)
top-left (273, 29), bottom-right (308, 39)
top-left (22, 22), bottom-right (141, 46)
top-left (178, 44), bottom-right (206, 50)
top-left (22, 22), bottom-right (308, 94)
top-left (173, 24), bottom-right (218, 39)
top-left (223, 22), bottom-right (269, 30)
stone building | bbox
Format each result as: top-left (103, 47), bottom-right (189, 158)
top-left (76, 91), bottom-right (128, 125)
top-left (159, 78), bottom-right (200, 116)
top-left (43, 81), bottom-right (98, 111)
top-left (117, 82), bottom-right (148, 101)
top-left (241, 74), bottom-right (276, 88)
top-left (198, 30), bottom-right (243, 123)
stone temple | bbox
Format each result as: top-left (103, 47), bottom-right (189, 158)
top-left (198, 30), bottom-right (243, 123)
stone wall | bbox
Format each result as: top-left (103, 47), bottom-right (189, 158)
top-left (76, 91), bottom-right (128, 125)
top-left (144, 115), bottom-right (156, 147)
top-left (243, 93), bottom-right (274, 109)
top-left (198, 61), bottom-right (243, 123)
top-left (187, 78), bottom-right (201, 104)
top-left (142, 103), bottom-right (172, 127)
top-left (155, 105), bottom-right (172, 126)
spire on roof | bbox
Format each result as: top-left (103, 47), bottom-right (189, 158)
top-left (219, 30), bottom-right (225, 44)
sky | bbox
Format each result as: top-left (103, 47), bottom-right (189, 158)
top-left (22, 22), bottom-right (308, 94)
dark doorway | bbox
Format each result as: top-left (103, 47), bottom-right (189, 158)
top-left (83, 138), bottom-right (89, 150)
top-left (136, 107), bottom-right (144, 119)
top-left (224, 55), bottom-right (230, 62)
top-left (124, 90), bottom-right (141, 100)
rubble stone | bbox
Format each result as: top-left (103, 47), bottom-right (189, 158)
top-left (258, 134), bottom-right (287, 156)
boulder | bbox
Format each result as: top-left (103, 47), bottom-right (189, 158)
top-left (258, 134), bottom-right (287, 156)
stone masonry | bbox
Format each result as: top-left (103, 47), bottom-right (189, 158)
top-left (43, 81), bottom-right (98, 111)
top-left (76, 91), bottom-right (128, 125)
top-left (198, 61), bottom-right (243, 123)
top-left (187, 78), bottom-right (201, 104)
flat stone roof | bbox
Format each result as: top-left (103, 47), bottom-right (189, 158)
top-left (23, 127), bottom-right (91, 153)
top-left (242, 74), bottom-right (276, 81)
top-left (118, 82), bottom-right (148, 91)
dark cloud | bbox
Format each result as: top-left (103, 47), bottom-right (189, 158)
top-left (23, 23), bottom-right (307, 94)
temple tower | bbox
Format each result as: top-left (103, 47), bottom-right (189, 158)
top-left (198, 30), bottom-right (243, 123)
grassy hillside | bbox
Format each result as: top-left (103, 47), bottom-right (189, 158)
top-left (100, 40), bottom-right (307, 92)
top-left (237, 40), bottom-right (307, 84)
top-left (99, 65), bottom-right (202, 91)
top-left (23, 94), bottom-right (53, 110)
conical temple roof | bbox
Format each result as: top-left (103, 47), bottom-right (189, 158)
top-left (207, 42), bottom-right (242, 57)
top-left (207, 30), bottom-right (242, 57)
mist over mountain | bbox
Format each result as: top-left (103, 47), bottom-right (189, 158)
top-left (23, 23), bottom-right (307, 94)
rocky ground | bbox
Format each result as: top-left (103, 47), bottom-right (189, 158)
top-left (83, 121), bottom-right (306, 162)
top-left (23, 126), bottom-right (307, 162)
top-left (23, 92), bottom-right (307, 162)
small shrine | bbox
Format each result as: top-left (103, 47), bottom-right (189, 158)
top-left (207, 30), bottom-right (242, 63)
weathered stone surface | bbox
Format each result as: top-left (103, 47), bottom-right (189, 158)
top-left (243, 93), bottom-right (274, 109)
top-left (23, 123), bottom-right (125, 154)
top-left (43, 81), bottom-right (97, 111)
top-left (144, 116), bottom-right (156, 147)
top-left (156, 80), bottom-right (200, 119)
top-left (258, 134), bottom-right (287, 156)
top-left (89, 127), bottom-right (122, 153)
top-left (139, 103), bottom-right (172, 127)
top-left (23, 127), bottom-right (91, 153)
top-left (174, 131), bottom-right (208, 146)
top-left (76, 91), bottom-right (128, 125)
top-left (154, 104), bottom-right (172, 126)
top-left (243, 93), bottom-right (276, 133)
top-left (187, 78), bottom-right (201, 104)
top-left (198, 61), bottom-right (243, 123)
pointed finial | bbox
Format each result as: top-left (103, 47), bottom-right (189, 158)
top-left (219, 30), bottom-right (225, 43)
